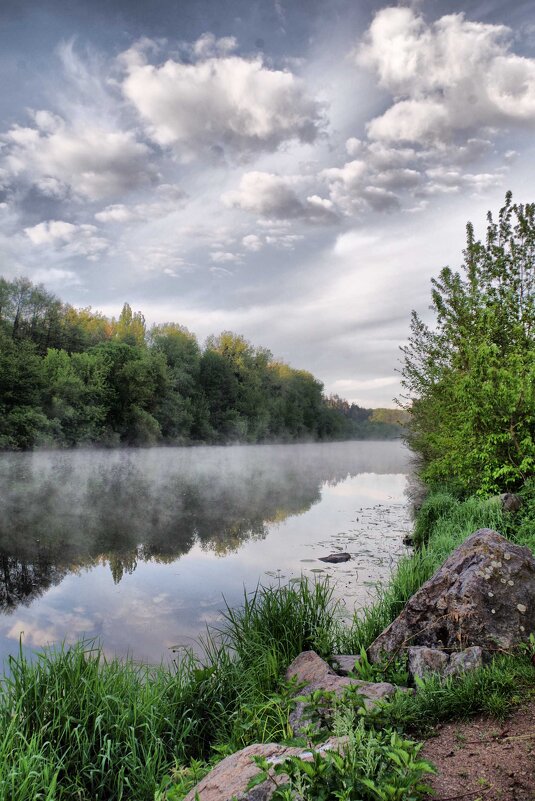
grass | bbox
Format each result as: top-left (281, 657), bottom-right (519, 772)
top-left (1, 482), bottom-right (534, 800)
top-left (0, 579), bottom-right (342, 801)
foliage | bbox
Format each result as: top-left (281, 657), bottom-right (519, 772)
top-left (249, 712), bottom-right (434, 801)
top-left (0, 277), bottom-right (402, 449)
top-left (400, 192), bottom-right (535, 494)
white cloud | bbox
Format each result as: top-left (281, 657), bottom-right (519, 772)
top-left (210, 251), bottom-right (241, 263)
top-left (24, 220), bottom-right (109, 260)
top-left (30, 267), bottom-right (81, 286)
top-left (242, 234), bottom-right (263, 251)
top-left (2, 114), bottom-right (154, 201)
top-left (358, 8), bottom-right (535, 145)
top-left (120, 42), bottom-right (323, 160)
top-left (95, 185), bottom-right (187, 223)
top-left (224, 171), bottom-right (337, 223)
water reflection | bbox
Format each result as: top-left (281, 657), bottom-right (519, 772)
top-left (0, 442), bottom-right (411, 662)
top-left (0, 442), bottom-right (409, 613)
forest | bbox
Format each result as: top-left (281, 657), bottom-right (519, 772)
top-left (0, 277), bottom-right (403, 449)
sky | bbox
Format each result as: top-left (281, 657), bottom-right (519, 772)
top-left (1, 0), bottom-right (534, 406)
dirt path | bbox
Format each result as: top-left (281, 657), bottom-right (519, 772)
top-left (421, 701), bottom-right (535, 800)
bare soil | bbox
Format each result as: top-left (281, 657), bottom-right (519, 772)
top-left (421, 700), bottom-right (535, 800)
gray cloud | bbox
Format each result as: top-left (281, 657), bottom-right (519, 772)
top-left (2, 112), bottom-right (155, 201)
top-left (224, 171), bottom-right (338, 223)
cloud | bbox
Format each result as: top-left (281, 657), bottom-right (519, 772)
top-left (2, 113), bottom-right (155, 201)
top-left (95, 185), bottom-right (187, 223)
top-left (224, 171), bottom-right (337, 223)
top-left (120, 41), bottom-right (323, 160)
top-left (357, 8), bottom-right (535, 145)
top-left (24, 220), bottom-right (109, 260)
top-left (210, 251), bottom-right (241, 263)
top-left (242, 234), bottom-right (263, 251)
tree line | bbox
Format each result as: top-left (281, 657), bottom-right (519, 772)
top-left (0, 277), bottom-right (402, 449)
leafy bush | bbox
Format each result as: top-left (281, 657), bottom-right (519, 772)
top-left (249, 712), bottom-right (434, 801)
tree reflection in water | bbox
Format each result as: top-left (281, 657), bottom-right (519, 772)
top-left (0, 442), bottom-right (409, 612)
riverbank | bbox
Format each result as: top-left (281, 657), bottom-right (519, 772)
top-left (0, 484), bottom-right (533, 800)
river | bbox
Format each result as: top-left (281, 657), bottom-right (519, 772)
top-left (0, 440), bottom-right (412, 665)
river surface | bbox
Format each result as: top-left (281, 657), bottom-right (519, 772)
top-left (0, 441), bottom-right (412, 665)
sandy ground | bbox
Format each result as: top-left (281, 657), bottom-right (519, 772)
top-left (422, 700), bottom-right (535, 800)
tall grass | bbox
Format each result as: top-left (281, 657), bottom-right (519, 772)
top-left (0, 578), bottom-right (340, 801)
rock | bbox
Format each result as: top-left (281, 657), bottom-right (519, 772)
top-left (318, 552), bottom-right (351, 563)
top-left (499, 493), bottom-right (522, 513)
top-left (285, 651), bottom-right (396, 736)
top-left (368, 529), bottom-right (535, 662)
top-left (408, 647), bottom-right (449, 680)
top-left (407, 646), bottom-right (484, 682)
top-left (445, 646), bottom-right (483, 677)
top-left (331, 654), bottom-right (361, 676)
top-left (183, 737), bottom-right (346, 801)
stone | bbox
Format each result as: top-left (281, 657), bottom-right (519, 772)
top-left (285, 650), bottom-right (396, 736)
top-left (407, 645), bottom-right (484, 682)
top-left (368, 529), bottom-right (535, 662)
top-left (331, 654), bottom-right (361, 676)
top-left (499, 493), bottom-right (523, 513)
top-left (318, 552), bottom-right (351, 563)
top-left (183, 737), bottom-right (346, 801)
top-left (407, 647), bottom-right (449, 680)
top-left (445, 646), bottom-right (484, 677)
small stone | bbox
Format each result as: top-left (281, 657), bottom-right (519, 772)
top-left (331, 655), bottom-right (361, 676)
top-left (517, 604), bottom-right (527, 613)
top-left (318, 552), bottom-right (351, 564)
top-left (407, 646), bottom-right (449, 680)
top-left (445, 647), bottom-right (483, 677)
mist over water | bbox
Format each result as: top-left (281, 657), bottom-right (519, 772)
top-left (0, 441), bottom-right (411, 664)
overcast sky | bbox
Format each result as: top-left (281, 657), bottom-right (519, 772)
top-left (1, 0), bottom-right (534, 405)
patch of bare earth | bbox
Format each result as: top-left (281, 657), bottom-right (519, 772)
top-left (421, 700), bottom-right (535, 800)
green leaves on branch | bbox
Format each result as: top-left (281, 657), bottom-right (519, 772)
top-left (400, 192), bottom-right (535, 494)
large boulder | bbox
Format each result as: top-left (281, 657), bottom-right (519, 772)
top-left (183, 737), bottom-right (345, 801)
top-left (368, 529), bottom-right (535, 662)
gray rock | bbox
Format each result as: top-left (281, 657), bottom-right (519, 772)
top-left (183, 737), bottom-right (346, 801)
top-left (319, 552), bottom-right (351, 563)
top-left (445, 646), bottom-right (484, 677)
top-left (368, 529), bottom-right (535, 662)
top-left (407, 645), bottom-right (484, 682)
top-left (499, 493), bottom-right (523, 513)
top-left (285, 651), bottom-right (395, 736)
top-left (407, 647), bottom-right (449, 680)
top-left (331, 654), bottom-right (361, 676)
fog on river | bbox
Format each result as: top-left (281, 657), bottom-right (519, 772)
top-left (0, 441), bottom-right (412, 664)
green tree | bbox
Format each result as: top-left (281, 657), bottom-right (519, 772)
top-left (400, 192), bottom-right (535, 494)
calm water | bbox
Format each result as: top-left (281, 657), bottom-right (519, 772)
top-left (0, 441), bottom-right (411, 665)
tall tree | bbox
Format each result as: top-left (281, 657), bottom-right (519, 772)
top-left (400, 193), bottom-right (535, 494)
